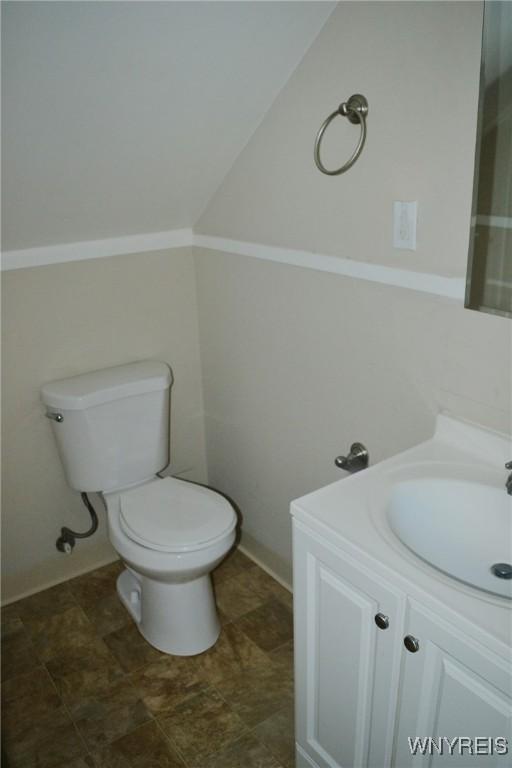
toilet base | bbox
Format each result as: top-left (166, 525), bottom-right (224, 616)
top-left (117, 568), bottom-right (220, 656)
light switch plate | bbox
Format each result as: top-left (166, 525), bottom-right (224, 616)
top-left (393, 201), bottom-right (417, 250)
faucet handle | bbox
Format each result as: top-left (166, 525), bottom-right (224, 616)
top-left (506, 461), bottom-right (512, 470)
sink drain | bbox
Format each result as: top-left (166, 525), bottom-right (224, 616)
top-left (491, 563), bottom-right (512, 580)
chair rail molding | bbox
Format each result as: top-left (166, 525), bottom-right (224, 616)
top-left (2, 229), bottom-right (465, 302)
top-left (1, 229), bottom-right (194, 271)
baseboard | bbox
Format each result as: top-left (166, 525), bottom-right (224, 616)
top-left (238, 531), bottom-right (293, 593)
top-left (1, 532), bottom-right (292, 606)
top-left (1, 553), bottom-right (120, 607)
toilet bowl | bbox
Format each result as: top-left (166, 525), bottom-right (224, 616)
top-left (105, 476), bottom-right (237, 655)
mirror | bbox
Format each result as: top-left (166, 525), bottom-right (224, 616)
top-left (465, 1), bottom-right (511, 317)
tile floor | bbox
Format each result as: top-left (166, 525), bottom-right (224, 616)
top-left (1, 549), bottom-right (295, 768)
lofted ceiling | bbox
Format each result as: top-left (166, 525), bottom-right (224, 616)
top-left (1, 1), bottom-right (335, 251)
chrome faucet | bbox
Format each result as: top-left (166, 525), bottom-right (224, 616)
top-left (506, 462), bottom-right (512, 495)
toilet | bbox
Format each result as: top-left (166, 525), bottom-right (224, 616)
top-left (41, 360), bottom-right (237, 655)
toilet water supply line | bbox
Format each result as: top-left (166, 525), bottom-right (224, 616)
top-left (55, 473), bottom-right (169, 554)
top-left (56, 492), bottom-right (98, 554)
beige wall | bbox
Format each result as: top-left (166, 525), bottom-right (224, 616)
top-left (194, 249), bottom-right (511, 584)
top-left (1, 248), bottom-right (207, 602)
top-left (2, 1), bottom-right (334, 250)
top-left (2, 1), bottom-right (510, 601)
top-left (197, 1), bottom-right (483, 278)
top-left (194, 1), bottom-right (511, 585)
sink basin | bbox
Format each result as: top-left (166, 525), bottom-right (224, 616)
top-left (387, 477), bottom-right (512, 598)
top-left (292, 415), bottom-right (511, 644)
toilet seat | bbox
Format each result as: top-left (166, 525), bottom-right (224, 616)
top-left (118, 477), bottom-right (236, 553)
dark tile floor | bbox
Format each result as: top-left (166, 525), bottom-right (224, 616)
top-left (1, 549), bottom-right (295, 768)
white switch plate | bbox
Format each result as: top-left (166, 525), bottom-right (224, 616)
top-left (393, 201), bottom-right (417, 250)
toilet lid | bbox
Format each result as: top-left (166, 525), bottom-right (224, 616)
top-left (119, 477), bottom-right (236, 552)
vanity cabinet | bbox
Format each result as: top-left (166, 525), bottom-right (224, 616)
top-left (293, 523), bottom-right (405, 768)
top-left (394, 603), bottom-right (511, 767)
top-left (293, 522), bottom-right (512, 768)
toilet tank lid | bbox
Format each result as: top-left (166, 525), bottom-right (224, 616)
top-left (41, 361), bottom-right (172, 410)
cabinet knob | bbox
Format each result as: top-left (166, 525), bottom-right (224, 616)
top-left (374, 613), bottom-right (389, 630)
top-left (404, 635), bottom-right (420, 653)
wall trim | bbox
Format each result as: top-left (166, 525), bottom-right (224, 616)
top-left (0, 546), bottom-right (290, 608)
top-left (1, 228), bottom-right (194, 271)
top-left (239, 531), bottom-right (292, 592)
top-left (194, 233), bottom-right (466, 300)
top-left (1, 553), bottom-right (120, 607)
top-left (475, 215), bottom-right (512, 230)
top-left (2, 227), bottom-right (465, 301)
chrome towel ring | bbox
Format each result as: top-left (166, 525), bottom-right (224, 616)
top-left (314, 94), bottom-right (368, 176)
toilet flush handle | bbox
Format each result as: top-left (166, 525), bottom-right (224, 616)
top-left (46, 411), bottom-right (64, 423)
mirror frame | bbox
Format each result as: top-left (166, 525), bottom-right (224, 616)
top-left (465, 2), bottom-right (511, 318)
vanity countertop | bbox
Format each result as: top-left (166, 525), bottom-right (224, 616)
top-left (291, 415), bottom-right (512, 655)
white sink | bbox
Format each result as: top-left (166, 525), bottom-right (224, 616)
top-left (387, 474), bottom-right (512, 599)
top-left (292, 414), bottom-right (512, 646)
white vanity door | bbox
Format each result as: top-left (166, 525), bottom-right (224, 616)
top-left (293, 522), bottom-right (405, 768)
top-left (394, 601), bottom-right (512, 767)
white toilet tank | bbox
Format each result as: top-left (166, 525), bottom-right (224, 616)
top-left (41, 361), bottom-right (172, 492)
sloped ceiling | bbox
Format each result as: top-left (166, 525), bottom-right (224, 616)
top-left (2, 1), bottom-right (335, 251)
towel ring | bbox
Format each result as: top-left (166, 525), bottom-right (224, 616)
top-left (314, 94), bottom-right (368, 176)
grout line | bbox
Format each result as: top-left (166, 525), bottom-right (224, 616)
top-left (205, 682), bottom-right (256, 737)
top-left (218, 724), bottom-right (289, 768)
top-left (41, 661), bottom-right (91, 759)
top-left (193, 731), bottom-right (253, 767)
top-left (206, 684), bottom-right (289, 766)
top-left (3, 557), bottom-right (293, 768)
top-left (62, 702), bottom-right (91, 758)
top-left (153, 717), bottom-right (193, 768)
top-left (269, 637), bottom-right (294, 657)
top-left (245, 701), bottom-right (294, 767)
top-left (245, 699), bottom-right (294, 734)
